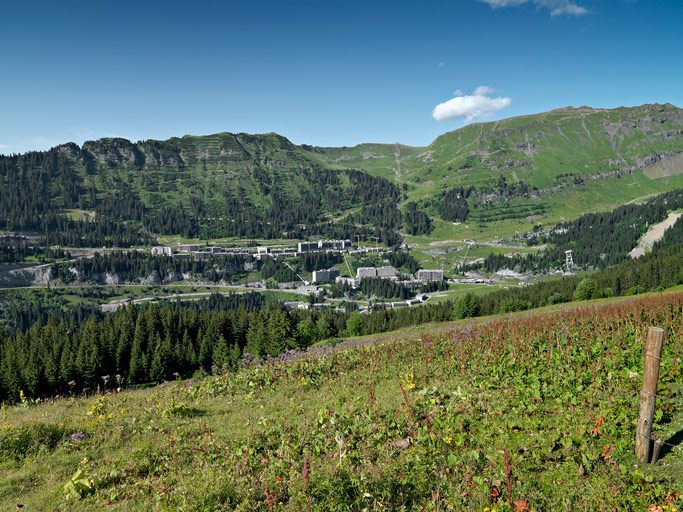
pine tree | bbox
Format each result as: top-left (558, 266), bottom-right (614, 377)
top-left (265, 308), bottom-right (294, 355)
top-left (296, 316), bottom-right (317, 347)
top-left (128, 325), bottom-right (145, 383)
top-left (197, 329), bottom-right (213, 370)
top-left (245, 313), bottom-right (267, 356)
top-left (149, 334), bottom-right (166, 382)
top-left (212, 335), bottom-right (229, 370)
top-left (346, 312), bottom-right (364, 337)
top-left (455, 293), bottom-right (479, 319)
top-left (228, 343), bottom-right (241, 370)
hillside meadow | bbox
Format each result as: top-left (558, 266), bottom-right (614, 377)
top-left (1, 292), bottom-right (681, 511)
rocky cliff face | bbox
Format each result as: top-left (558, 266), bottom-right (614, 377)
top-left (70, 132), bottom-right (303, 171)
top-left (0, 264), bottom-right (54, 287)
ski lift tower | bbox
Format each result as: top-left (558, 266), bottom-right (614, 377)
top-left (565, 250), bottom-right (574, 271)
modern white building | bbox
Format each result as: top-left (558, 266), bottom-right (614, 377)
top-left (356, 267), bottom-right (378, 279)
top-left (335, 276), bottom-right (360, 288)
top-left (298, 241), bottom-right (319, 252)
top-left (312, 267), bottom-right (341, 284)
top-left (312, 269), bottom-right (331, 284)
top-left (417, 269), bottom-right (444, 282)
top-left (177, 243), bottom-right (202, 252)
top-left (151, 246), bottom-right (172, 256)
top-left (318, 239), bottom-right (352, 250)
top-left (356, 266), bottom-right (398, 279)
top-left (377, 266), bottom-right (398, 278)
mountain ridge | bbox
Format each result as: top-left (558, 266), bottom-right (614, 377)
top-left (4, 102), bottom-right (679, 159)
top-left (1, 102), bottom-right (682, 246)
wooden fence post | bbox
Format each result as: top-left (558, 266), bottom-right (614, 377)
top-left (651, 439), bottom-right (663, 464)
top-left (635, 326), bottom-right (664, 463)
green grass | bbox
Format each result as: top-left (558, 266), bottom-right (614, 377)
top-left (63, 209), bottom-right (95, 221)
top-left (1, 290), bottom-right (681, 510)
top-left (424, 282), bottom-right (503, 303)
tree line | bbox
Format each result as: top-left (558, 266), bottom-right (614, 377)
top-left (0, 292), bottom-right (455, 402)
top-left (51, 251), bottom-right (252, 285)
top-left (463, 242), bottom-right (683, 317)
top-left (469, 188), bottom-right (683, 273)
top-left (2, 237), bottom-right (682, 403)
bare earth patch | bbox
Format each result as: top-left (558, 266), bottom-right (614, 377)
top-left (643, 152), bottom-right (683, 178)
top-left (429, 239), bottom-right (456, 246)
top-left (629, 212), bottom-right (682, 258)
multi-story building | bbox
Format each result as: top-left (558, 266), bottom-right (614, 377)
top-left (417, 269), bottom-right (444, 282)
top-left (151, 246), bottom-right (172, 256)
top-left (318, 239), bottom-right (352, 250)
top-left (335, 276), bottom-right (360, 288)
top-left (312, 269), bottom-right (331, 284)
top-left (297, 241), bottom-right (319, 253)
top-left (377, 266), bottom-right (398, 278)
top-left (356, 267), bottom-right (378, 279)
top-left (177, 243), bottom-right (202, 252)
top-left (312, 267), bottom-right (342, 284)
top-left (356, 266), bottom-right (398, 279)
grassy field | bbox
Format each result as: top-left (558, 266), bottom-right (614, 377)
top-left (1, 290), bottom-right (681, 511)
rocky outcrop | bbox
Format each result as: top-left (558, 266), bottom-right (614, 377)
top-left (82, 138), bottom-right (145, 168)
top-left (0, 264), bottom-right (54, 287)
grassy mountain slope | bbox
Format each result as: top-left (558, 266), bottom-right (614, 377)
top-left (310, 103), bottom-right (683, 245)
top-left (1, 103), bottom-right (682, 248)
top-left (81, 132), bottom-right (328, 214)
top-left (1, 291), bottom-right (681, 510)
top-left (0, 132), bottom-right (400, 242)
top-left (312, 104), bottom-right (683, 191)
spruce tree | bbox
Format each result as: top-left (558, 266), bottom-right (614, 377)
top-left (212, 335), bottom-right (229, 370)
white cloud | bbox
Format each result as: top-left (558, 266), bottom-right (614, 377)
top-left (0, 144), bottom-right (9, 149)
top-left (432, 87), bottom-right (511, 123)
top-left (479, 0), bottom-right (588, 16)
top-left (474, 85), bottom-right (496, 95)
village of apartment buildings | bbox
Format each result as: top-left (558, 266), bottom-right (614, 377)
top-left (150, 239), bottom-right (445, 308)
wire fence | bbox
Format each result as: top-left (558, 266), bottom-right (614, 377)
top-left (637, 383), bottom-right (683, 456)
top-left (636, 432), bottom-right (682, 454)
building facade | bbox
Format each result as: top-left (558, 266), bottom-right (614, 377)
top-left (417, 269), bottom-right (444, 282)
top-left (151, 246), bottom-right (172, 256)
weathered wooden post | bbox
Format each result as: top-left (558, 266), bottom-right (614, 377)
top-left (650, 439), bottom-right (663, 464)
top-left (635, 326), bottom-right (664, 463)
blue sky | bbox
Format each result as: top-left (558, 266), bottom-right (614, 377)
top-left (1, 0), bottom-right (682, 154)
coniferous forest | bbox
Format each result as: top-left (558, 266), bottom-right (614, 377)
top-left (0, 137), bottom-right (405, 246)
top-left (469, 188), bottom-right (683, 272)
top-left (2, 238), bottom-right (682, 403)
